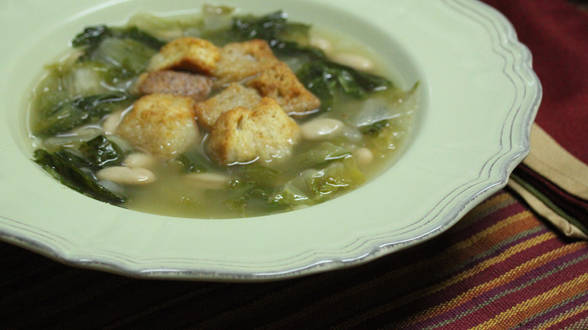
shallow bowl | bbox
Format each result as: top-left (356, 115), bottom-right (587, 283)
top-left (0, 0), bottom-right (541, 281)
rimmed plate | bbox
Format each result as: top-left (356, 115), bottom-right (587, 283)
top-left (0, 0), bottom-right (541, 281)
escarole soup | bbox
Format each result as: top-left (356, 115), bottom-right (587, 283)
top-left (28, 6), bottom-right (418, 218)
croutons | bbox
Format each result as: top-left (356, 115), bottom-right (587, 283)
top-left (213, 39), bottom-right (279, 86)
top-left (194, 83), bottom-right (262, 129)
top-left (246, 62), bottom-right (320, 115)
top-left (210, 39), bottom-right (321, 115)
top-left (117, 94), bottom-right (199, 159)
top-left (148, 37), bottom-right (220, 74)
top-left (136, 70), bottom-right (213, 101)
top-left (208, 97), bottom-right (300, 164)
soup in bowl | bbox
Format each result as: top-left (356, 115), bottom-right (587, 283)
top-left (0, 0), bottom-right (538, 280)
top-left (28, 5), bottom-right (419, 218)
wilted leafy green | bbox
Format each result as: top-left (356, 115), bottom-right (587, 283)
top-left (231, 11), bottom-right (288, 42)
top-left (115, 26), bottom-right (166, 49)
top-left (226, 11), bottom-right (322, 59)
top-left (73, 25), bottom-right (163, 78)
top-left (226, 10), bottom-right (391, 113)
top-left (307, 159), bottom-right (365, 197)
top-left (176, 151), bottom-right (218, 174)
top-left (201, 4), bottom-right (235, 31)
top-left (230, 163), bottom-right (281, 186)
top-left (221, 164), bottom-right (283, 213)
top-left (221, 152), bottom-right (364, 212)
top-left (34, 149), bottom-right (126, 205)
top-left (360, 120), bottom-right (391, 135)
top-left (278, 22), bottom-right (311, 44)
top-left (73, 25), bottom-right (164, 50)
top-left (31, 61), bottom-right (117, 119)
top-left (84, 37), bottom-right (157, 76)
top-left (32, 92), bottom-right (134, 136)
top-left (270, 158), bottom-right (365, 208)
top-left (267, 181), bottom-right (309, 207)
top-left (292, 142), bottom-right (352, 169)
top-left (79, 135), bottom-right (125, 170)
top-left (223, 184), bottom-right (279, 214)
top-left (296, 62), bottom-right (337, 112)
top-left (72, 25), bottom-right (110, 48)
top-left (297, 60), bottom-right (391, 112)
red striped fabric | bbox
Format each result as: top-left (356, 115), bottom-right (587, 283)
top-left (482, 0), bottom-right (588, 164)
top-left (2, 190), bottom-right (587, 329)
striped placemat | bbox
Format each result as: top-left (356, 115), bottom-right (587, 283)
top-left (2, 189), bottom-right (587, 329)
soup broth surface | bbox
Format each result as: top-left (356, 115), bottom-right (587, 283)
top-left (29, 7), bottom-right (417, 218)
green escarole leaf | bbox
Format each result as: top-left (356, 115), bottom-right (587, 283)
top-left (73, 92), bottom-right (133, 113)
top-left (73, 25), bottom-right (163, 77)
top-left (293, 142), bottom-right (352, 169)
top-left (32, 92), bottom-right (134, 136)
top-left (217, 143), bottom-right (361, 212)
top-left (296, 61), bottom-right (337, 112)
top-left (72, 25), bottom-right (111, 48)
top-left (34, 149), bottom-right (126, 205)
top-left (72, 25), bottom-right (165, 50)
top-left (228, 10), bottom-right (391, 112)
top-left (231, 11), bottom-right (288, 41)
top-left (230, 163), bottom-right (282, 187)
top-left (296, 60), bottom-right (392, 112)
top-left (85, 37), bottom-right (157, 76)
top-left (79, 135), bottom-right (126, 170)
top-left (221, 164), bottom-right (284, 214)
top-left (114, 26), bottom-right (166, 50)
top-left (360, 120), bottom-right (391, 136)
top-left (229, 11), bottom-right (323, 58)
top-left (269, 158), bottom-right (365, 209)
top-left (175, 150), bottom-right (219, 174)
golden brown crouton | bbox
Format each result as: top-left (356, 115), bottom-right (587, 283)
top-left (213, 39), bottom-right (279, 86)
top-left (117, 94), bottom-right (199, 159)
top-left (246, 62), bottom-right (321, 115)
top-left (148, 37), bottom-right (220, 74)
top-left (208, 97), bottom-right (300, 164)
top-left (194, 83), bottom-right (262, 130)
top-left (136, 70), bottom-right (213, 101)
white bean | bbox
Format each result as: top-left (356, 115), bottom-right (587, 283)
top-left (300, 118), bottom-right (344, 140)
top-left (184, 172), bottom-right (230, 190)
top-left (353, 147), bottom-right (374, 167)
top-left (123, 153), bottom-right (156, 169)
top-left (330, 53), bottom-right (374, 71)
top-left (102, 110), bottom-right (124, 135)
top-left (309, 35), bottom-right (332, 53)
top-left (97, 166), bottom-right (156, 185)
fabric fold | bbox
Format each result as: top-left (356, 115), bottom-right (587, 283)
top-left (482, 0), bottom-right (588, 239)
top-left (525, 125), bottom-right (588, 200)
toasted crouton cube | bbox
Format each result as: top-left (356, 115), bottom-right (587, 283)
top-left (194, 83), bottom-right (262, 129)
top-left (246, 62), bottom-right (321, 115)
top-left (208, 97), bottom-right (300, 164)
top-left (213, 39), bottom-right (279, 86)
top-left (136, 70), bottom-right (213, 101)
top-left (117, 94), bottom-right (199, 159)
top-left (148, 37), bottom-right (220, 74)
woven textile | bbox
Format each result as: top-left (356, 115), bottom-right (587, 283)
top-left (482, 0), bottom-right (588, 163)
top-left (2, 0), bottom-right (588, 328)
top-left (2, 191), bottom-right (587, 329)
top-left (485, 0), bottom-right (588, 238)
